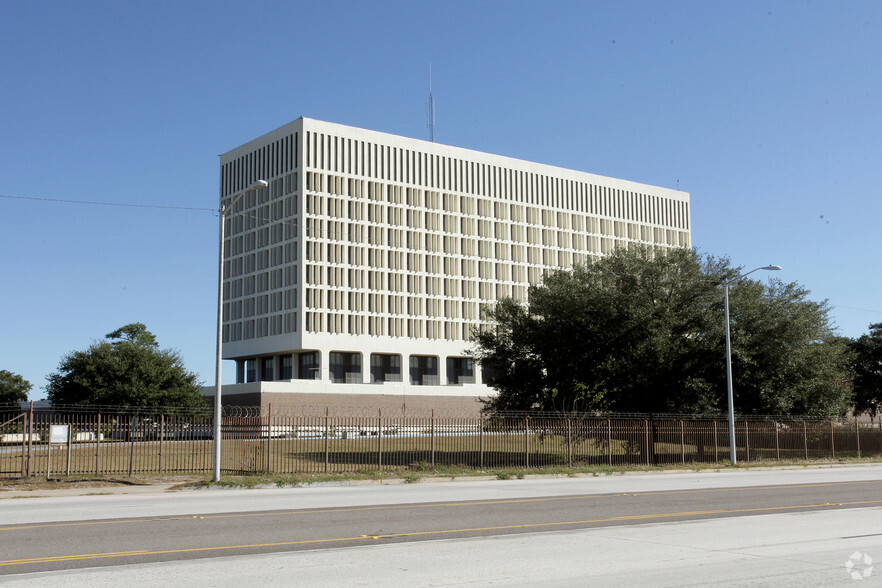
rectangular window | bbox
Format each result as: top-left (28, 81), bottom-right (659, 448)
top-left (370, 354), bottom-right (402, 383)
top-left (446, 357), bottom-right (475, 385)
top-left (236, 360), bottom-right (245, 384)
top-left (261, 357), bottom-right (274, 381)
top-left (298, 352), bottom-right (319, 380)
top-left (280, 355), bottom-right (293, 380)
top-left (330, 352), bottom-right (361, 383)
top-left (409, 355), bottom-right (438, 386)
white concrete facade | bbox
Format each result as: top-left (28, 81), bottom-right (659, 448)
top-left (212, 117), bottom-right (691, 407)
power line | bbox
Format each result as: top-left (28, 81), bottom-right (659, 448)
top-left (0, 193), bottom-right (217, 213)
top-left (835, 305), bottom-right (882, 316)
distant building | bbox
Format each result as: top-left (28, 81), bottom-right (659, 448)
top-left (208, 118), bottom-right (691, 414)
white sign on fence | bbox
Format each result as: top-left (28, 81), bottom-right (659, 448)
top-left (49, 424), bottom-right (70, 444)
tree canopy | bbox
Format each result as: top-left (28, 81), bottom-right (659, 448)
top-left (472, 247), bottom-right (852, 417)
top-left (46, 323), bottom-right (205, 409)
top-left (851, 323), bottom-right (882, 417)
top-left (0, 370), bottom-right (31, 404)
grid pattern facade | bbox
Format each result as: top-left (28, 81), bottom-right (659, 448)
top-left (218, 118), bottom-right (690, 392)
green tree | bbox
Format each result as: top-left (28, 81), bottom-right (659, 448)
top-left (46, 323), bottom-right (205, 409)
top-left (473, 247), bottom-right (852, 417)
top-left (851, 323), bottom-right (882, 417)
top-left (0, 370), bottom-right (31, 404)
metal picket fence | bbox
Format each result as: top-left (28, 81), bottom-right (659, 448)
top-left (2, 403), bottom-right (880, 479)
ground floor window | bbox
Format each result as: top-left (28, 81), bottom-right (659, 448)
top-left (280, 355), bottom-right (293, 380)
top-left (481, 364), bottom-right (498, 385)
top-left (370, 354), bottom-right (402, 383)
top-left (232, 351), bottom-right (485, 387)
top-left (330, 352), bottom-right (361, 383)
top-left (298, 351), bottom-right (319, 380)
top-left (447, 357), bottom-right (475, 384)
top-left (409, 355), bottom-right (439, 386)
top-left (261, 357), bottom-right (274, 381)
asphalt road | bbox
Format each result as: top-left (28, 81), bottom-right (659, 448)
top-left (2, 466), bottom-right (882, 586)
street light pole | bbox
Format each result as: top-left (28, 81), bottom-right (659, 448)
top-left (724, 264), bottom-right (782, 465)
top-left (213, 179), bottom-right (268, 482)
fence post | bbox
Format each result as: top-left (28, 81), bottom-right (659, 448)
top-left (607, 419), bottom-right (612, 466)
top-left (323, 408), bottom-right (330, 474)
top-left (26, 401), bottom-right (34, 477)
top-left (712, 420), bottom-right (718, 463)
top-left (19, 409), bottom-right (27, 477)
top-left (159, 413), bottom-right (165, 474)
top-left (479, 416), bottom-right (484, 469)
top-left (524, 416), bottom-right (530, 468)
top-left (566, 418), bottom-right (572, 467)
top-left (128, 416), bottom-right (136, 477)
top-left (680, 420), bottom-right (685, 464)
top-left (773, 421), bottom-right (781, 461)
top-left (855, 418), bottom-right (860, 456)
top-left (744, 420), bottom-right (750, 462)
top-left (66, 422), bottom-right (72, 476)
top-left (431, 409), bottom-right (436, 468)
top-left (803, 421), bottom-right (808, 460)
top-left (95, 410), bottom-right (101, 475)
top-left (266, 404), bottom-right (273, 473)
top-left (644, 419), bottom-right (650, 466)
top-left (377, 409), bottom-right (383, 470)
top-left (831, 421), bottom-right (835, 459)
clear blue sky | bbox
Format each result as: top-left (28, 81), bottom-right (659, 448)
top-left (2, 1), bottom-right (880, 399)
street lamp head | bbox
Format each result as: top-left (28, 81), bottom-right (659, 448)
top-left (760, 265), bottom-right (782, 271)
top-left (222, 179), bottom-right (269, 215)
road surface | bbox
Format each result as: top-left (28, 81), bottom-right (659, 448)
top-left (1, 465), bottom-right (881, 586)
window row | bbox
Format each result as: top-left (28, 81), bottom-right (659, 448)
top-left (223, 312), bottom-right (297, 343)
top-left (304, 239), bottom-right (635, 269)
top-left (224, 289), bottom-right (298, 320)
top-left (305, 131), bottom-right (688, 230)
top-left (236, 351), bottom-right (480, 386)
top-left (305, 179), bottom-right (689, 232)
top-left (223, 267), bottom-right (297, 300)
top-left (225, 221), bottom-right (298, 257)
top-left (223, 197), bottom-right (298, 238)
top-left (224, 244), bottom-right (298, 278)
top-left (304, 289), bottom-right (487, 318)
top-left (304, 312), bottom-right (480, 341)
top-left (304, 215), bottom-right (687, 251)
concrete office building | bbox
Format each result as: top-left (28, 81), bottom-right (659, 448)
top-left (210, 118), bottom-right (691, 414)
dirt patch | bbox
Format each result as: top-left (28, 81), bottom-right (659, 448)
top-left (0, 474), bottom-right (205, 492)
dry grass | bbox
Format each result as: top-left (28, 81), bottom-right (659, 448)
top-left (3, 456), bottom-right (881, 495)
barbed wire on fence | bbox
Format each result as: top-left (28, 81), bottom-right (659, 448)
top-left (2, 402), bottom-right (878, 424)
top-left (0, 402), bottom-right (213, 417)
top-left (251, 405), bottom-right (484, 419)
top-left (484, 410), bottom-right (864, 423)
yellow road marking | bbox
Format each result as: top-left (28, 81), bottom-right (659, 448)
top-left (2, 551), bottom-right (150, 565)
top-left (2, 498), bottom-right (882, 568)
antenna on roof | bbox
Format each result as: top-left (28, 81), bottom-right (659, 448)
top-left (426, 64), bottom-right (436, 142)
